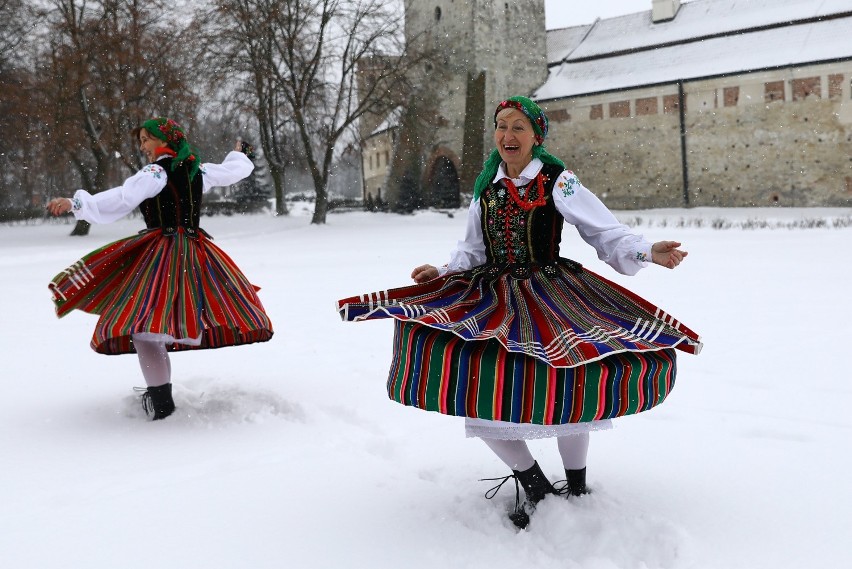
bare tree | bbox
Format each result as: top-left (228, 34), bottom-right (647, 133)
top-left (34, 0), bottom-right (200, 235)
top-left (0, 0), bottom-right (31, 69)
top-left (210, 0), bottom-right (429, 224)
top-left (204, 0), bottom-right (295, 216)
top-left (0, 0), bottom-right (41, 213)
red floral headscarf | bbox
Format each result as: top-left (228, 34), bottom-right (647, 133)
top-left (140, 117), bottom-right (202, 181)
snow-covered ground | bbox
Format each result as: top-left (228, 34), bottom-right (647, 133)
top-left (2, 204), bottom-right (850, 569)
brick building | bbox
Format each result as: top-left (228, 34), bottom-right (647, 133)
top-left (538, 0), bottom-right (852, 208)
top-left (364, 0), bottom-right (852, 209)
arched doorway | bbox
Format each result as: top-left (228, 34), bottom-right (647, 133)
top-left (426, 155), bottom-right (461, 208)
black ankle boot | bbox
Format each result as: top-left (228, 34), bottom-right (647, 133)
top-left (483, 461), bottom-right (555, 530)
top-left (510, 461), bottom-right (555, 529)
top-left (515, 461), bottom-right (556, 504)
top-left (558, 467), bottom-right (590, 497)
top-left (140, 383), bottom-right (175, 420)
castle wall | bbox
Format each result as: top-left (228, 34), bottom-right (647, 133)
top-left (542, 61), bottom-right (852, 208)
top-left (363, 130), bottom-right (395, 201)
top-left (687, 64), bottom-right (852, 207)
top-left (388, 4), bottom-right (852, 209)
top-left (470, 1), bottom-right (548, 157)
top-left (405, 1), bottom-right (476, 156)
top-left (542, 84), bottom-right (686, 209)
top-left (400, 0), bottom-right (549, 200)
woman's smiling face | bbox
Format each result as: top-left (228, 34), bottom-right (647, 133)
top-left (494, 108), bottom-right (536, 177)
top-left (138, 129), bottom-right (168, 162)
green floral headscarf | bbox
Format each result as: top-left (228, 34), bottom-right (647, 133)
top-left (472, 96), bottom-right (565, 199)
top-left (140, 117), bottom-right (202, 181)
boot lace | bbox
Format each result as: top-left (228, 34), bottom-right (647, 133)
top-left (552, 475), bottom-right (590, 497)
top-left (552, 479), bottom-right (571, 496)
top-left (481, 473), bottom-right (535, 529)
top-left (133, 387), bottom-right (154, 417)
top-left (480, 474), bottom-right (522, 514)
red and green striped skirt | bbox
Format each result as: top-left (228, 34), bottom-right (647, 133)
top-left (389, 320), bottom-right (676, 424)
top-left (337, 261), bottom-right (701, 369)
top-left (338, 261), bottom-right (699, 425)
top-left (49, 228), bottom-right (273, 355)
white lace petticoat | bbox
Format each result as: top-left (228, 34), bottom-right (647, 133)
top-left (465, 417), bottom-right (613, 440)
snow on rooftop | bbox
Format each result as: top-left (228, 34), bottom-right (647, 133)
top-left (538, 1), bottom-right (852, 100)
top-left (546, 25), bottom-right (593, 65)
top-left (569, 0), bottom-right (852, 61)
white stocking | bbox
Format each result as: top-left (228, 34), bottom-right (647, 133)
top-left (557, 433), bottom-right (589, 471)
top-left (133, 335), bottom-right (171, 387)
top-left (481, 438), bottom-right (536, 472)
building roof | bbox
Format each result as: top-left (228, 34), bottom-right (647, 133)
top-left (545, 25), bottom-right (593, 65)
top-left (537, 0), bottom-right (852, 100)
top-left (370, 106), bottom-right (403, 137)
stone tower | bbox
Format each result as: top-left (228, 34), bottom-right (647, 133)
top-left (386, 0), bottom-right (548, 208)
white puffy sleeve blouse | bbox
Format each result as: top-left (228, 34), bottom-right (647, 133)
top-left (439, 158), bottom-right (652, 277)
top-left (69, 151), bottom-right (254, 224)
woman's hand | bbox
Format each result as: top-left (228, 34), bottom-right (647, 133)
top-left (411, 264), bottom-right (439, 283)
top-left (46, 198), bottom-right (73, 216)
top-left (651, 241), bottom-right (688, 269)
top-left (234, 139), bottom-right (243, 152)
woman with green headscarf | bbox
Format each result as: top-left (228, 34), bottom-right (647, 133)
top-left (337, 96), bottom-right (701, 529)
top-left (46, 118), bottom-right (273, 421)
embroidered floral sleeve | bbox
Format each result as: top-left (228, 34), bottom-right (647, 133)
top-left (141, 164), bottom-right (165, 179)
top-left (556, 170), bottom-right (579, 198)
top-left (553, 169), bottom-right (653, 276)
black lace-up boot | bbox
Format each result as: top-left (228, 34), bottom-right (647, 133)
top-left (555, 467), bottom-right (591, 497)
top-left (516, 461), bottom-right (556, 504)
top-left (511, 461), bottom-right (556, 528)
top-left (139, 383), bottom-right (175, 420)
top-left (483, 461), bottom-right (555, 530)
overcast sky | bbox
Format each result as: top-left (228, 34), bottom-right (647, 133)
top-left (544, 0), bottom-right (696, 29)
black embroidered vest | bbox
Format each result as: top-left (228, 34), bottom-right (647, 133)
top-left (138, 157), bottom-right (203, 236)
top-left (480, 162), bottom-right (565, 266)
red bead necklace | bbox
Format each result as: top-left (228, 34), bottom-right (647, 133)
top-left (503, 174), bottom-right (546, 211)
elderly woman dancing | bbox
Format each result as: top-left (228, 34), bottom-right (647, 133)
top-left (47, 118), bottom-right (273, 421)
top-left (337, 96), bottom-right (701, 529)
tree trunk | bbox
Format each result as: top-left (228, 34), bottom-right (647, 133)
top-left (70, 219), bottom-right (91, 236)
top-left (307, 140), bottom-right (333, 225)
top-left (270, 163), bottom-right (287, 216)
top-left (311, 189), bottom-right (328, 224)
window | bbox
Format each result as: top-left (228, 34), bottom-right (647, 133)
top-left (590, 104), bottom-right (603, 120)
top-left (827, 74), bottom-right (842, 100)
top-left (723, 86), bottom-right (739, 107)
top-left (636, 97), bottom-right (658, 115)
top-left (663, 94), bottom-right (680, 114)
top-left (609, 100), bottom-right (630, 118)
top-left (435, 6), bottom-right (441, 21)
top-left (764, 80), bottom-right (785, 102)
top-left (791, 77), bottom-right (820, 101)
top-left (548, 109), bottom-right (571, 122)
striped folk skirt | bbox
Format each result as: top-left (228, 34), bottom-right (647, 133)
top-left (337, 260), bottom-right (700, 425)
top-left (49, 228), bottom-right (273, 355)
top-left (389, 321), bottom-right (676, 423)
